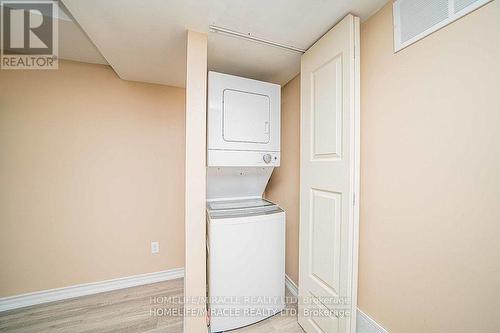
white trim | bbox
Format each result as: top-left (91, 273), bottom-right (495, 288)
top-left (0, 268), bottom-right (184, 312)
top-left (357, 308), bottom-right (389, 333)
top-left (351, 15), bottom-right (361, 333)
top-left (285, 274), bottom-right (298, 297)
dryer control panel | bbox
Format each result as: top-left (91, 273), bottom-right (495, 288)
top-left (207, 150), bottom-right (280, 167)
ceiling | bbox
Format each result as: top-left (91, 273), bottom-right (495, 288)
top-left (0, 1), bottom-right (107, 65)
top-left (60, 0), bottom-right (388, 87)
top-left (57, 4), bottom-right (107, 65)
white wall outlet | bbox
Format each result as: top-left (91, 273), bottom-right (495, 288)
top-left (151, 241), bottom-right (159, 254)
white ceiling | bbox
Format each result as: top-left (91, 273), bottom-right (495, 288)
top-left (58, 4), bottom-right (107, 65)
top-left (61, 0), bottom-right (388, 87)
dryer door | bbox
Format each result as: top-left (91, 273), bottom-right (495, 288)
top-left (207, 71), bottom-right (280, 153)
top-left (223, 89), bottom-right (270, 144)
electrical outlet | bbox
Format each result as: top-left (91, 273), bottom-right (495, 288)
top-left (151, 241), bottom-right (159, 254)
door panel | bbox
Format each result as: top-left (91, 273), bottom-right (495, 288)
top-left (312, 55), bottom-right (343, 160)
top-left (309, 293), bottom-right (339, 333)
top-left (298, 14), bottom-right (360, 333)
top-left (310, 189), bottom-right (341, 297)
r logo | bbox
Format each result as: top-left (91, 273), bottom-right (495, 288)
top-left (1, 1), bottom-right (58, 68)
top-left (2, 1), bottom-right (53, 54)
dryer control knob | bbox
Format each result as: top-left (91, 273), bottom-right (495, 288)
top-left (263, 154), bottom-right (272, 164)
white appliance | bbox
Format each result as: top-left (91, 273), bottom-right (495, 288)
top-left (207, 199), bottom-right (285, 332)
top-left (207, 71), bottom-right (280, 168)
top-left (206, 71), bottom-right (285, 332)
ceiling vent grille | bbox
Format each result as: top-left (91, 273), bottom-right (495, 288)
top-left (393, 0), bottom-right (493, 52)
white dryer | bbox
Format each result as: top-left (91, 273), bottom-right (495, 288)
top-left (207, 198), bottom-right (285, 332)
top-left (207, 71), bottom-right (280, 168)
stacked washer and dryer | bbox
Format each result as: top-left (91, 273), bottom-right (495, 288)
top-left (206, 71), bottom-right (285, 332)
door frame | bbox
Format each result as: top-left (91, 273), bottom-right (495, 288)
top-left (350, 16), bottom-right (360, 332)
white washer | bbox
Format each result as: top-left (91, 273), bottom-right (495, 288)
top-left (207, 198), bottom-right (285, 332)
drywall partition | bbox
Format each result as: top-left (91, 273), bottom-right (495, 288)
top-left (0, 60), bottom-right (185, 297)
top-left (265, 75), bottom-right (300, 285)
top-left (184, 30), bottom-right (208, 333)
top-left (359, 1), bottom-right (500, 332)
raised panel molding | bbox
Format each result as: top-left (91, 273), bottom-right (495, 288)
top-left (309, 189), bottom-right (342, 296)
top-left (310, 292), bottom-right (338, 332)
top-left (311, 54), bottom-right (343, 160)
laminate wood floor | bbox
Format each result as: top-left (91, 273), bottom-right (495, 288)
top-left (0, 278), bottom-right (303, 333)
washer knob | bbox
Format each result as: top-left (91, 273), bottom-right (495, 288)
top-left (263, 154), bottom-right (272, 164)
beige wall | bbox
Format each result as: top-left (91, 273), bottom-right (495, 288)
top-left (0, 60), bottom-right (186, 297)
top-left (359, 1), bottom-right (500, 332)
top-left (266, 75), bottom-right (300, 285)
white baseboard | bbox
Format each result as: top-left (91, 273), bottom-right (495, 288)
top-left (285, 274), bottom-right (298, 297)
top-left (283, 278), bottom-right (387, 333)
top-left (0, 267), bottom-right (184, 312)
top-left (357, 308), bottom-right (389, 333)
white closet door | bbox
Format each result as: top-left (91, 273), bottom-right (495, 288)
top-left (298, 14), bottom-right (360, 333)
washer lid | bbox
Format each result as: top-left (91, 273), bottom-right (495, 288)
top-left (207, 198), bottom-right (274, 211)
top-left (208, 205), bottom-right (283, 220)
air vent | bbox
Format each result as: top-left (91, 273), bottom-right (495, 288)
top-left (454, 0), bottom-right (483, 12)
top-left (393, 0), bottom-right (493, 52)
